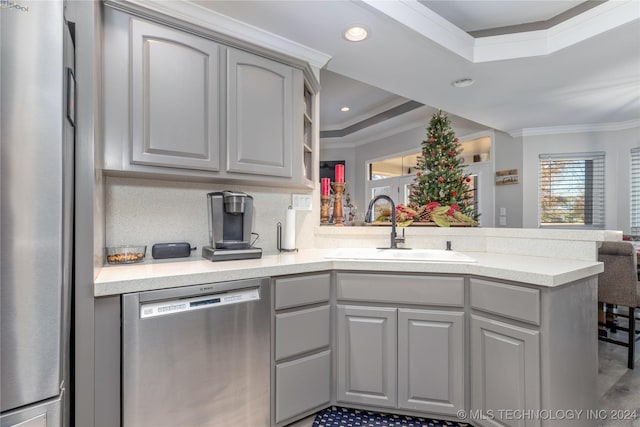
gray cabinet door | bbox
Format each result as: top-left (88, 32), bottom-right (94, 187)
top-left (227, 48), bottom-right (294, 177)
top-left (336, 305), bottom-right (397, 408)
top-left (471, 315), bottom-right (541, 427)
top-left (274, 273), bottom-right (330, 310)
top-left (131, 19), bottom-right (220, 171)
top-left (275, 350), bottom-right (331, 423)
top-left (397, 309), bottom-right (464, 415)
top-left (275, 305), bottom-right (331, 361)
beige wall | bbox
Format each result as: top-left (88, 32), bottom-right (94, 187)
top-left (522, 126), bottom-right (640, 233)
top-left (494, 130), bottom-right (524, 228)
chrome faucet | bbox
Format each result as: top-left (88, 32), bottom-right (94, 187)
top-left (365, 195), bottom-right (406, 249)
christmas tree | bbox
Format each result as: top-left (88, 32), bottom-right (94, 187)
top-left (409, 111), bottom-right (476, 225)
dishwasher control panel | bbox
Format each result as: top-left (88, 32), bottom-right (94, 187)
top-left (140, 287), bottom-right (260, 319)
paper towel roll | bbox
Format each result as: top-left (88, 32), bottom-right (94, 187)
top-left (283, 207), bottom-right (296, 250)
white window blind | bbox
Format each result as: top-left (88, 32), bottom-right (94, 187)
top-left (631, 148), bottom-right (640, 234)
top-left (538, 152), bottom-right (605, 228)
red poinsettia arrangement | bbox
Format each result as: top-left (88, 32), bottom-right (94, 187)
top-left (374, 201), bottom-right (477, 227)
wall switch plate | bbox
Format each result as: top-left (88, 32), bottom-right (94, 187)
top-left (499, 207), bottom-right (507, 216)
top-left (292, 194), bottom-right (312, 211)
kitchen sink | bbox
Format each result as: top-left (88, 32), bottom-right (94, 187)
top-left (325, 248), bottom-right (477, 263)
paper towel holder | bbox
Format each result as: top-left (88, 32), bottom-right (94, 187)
top-left (276, 221), bottom-right (298, 253)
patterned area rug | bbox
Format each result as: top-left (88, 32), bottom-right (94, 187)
top-left (313, 406), bottom-right (471, 427)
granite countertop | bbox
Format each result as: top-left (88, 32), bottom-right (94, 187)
top-left (94, 249), bottom-right (603, 297)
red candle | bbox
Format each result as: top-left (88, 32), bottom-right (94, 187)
top-left (335, 164), bottom-right (344, 183)
top-left (321, 178), bottom-right (330, 196)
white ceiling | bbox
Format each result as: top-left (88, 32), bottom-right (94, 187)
top-left (187, 0), bottom-right (640, 142)
top-left (317, 70), bottom-right (491, 146)
top-left (317, 69), bottom-right (407, 132)
top-left (419, 0), bottom-right (585, 32)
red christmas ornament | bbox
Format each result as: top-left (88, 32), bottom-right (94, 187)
top-left (416, 172), bottom-right (421, 177)
top-left (451, 191), bottom-right (457, 196)
top-left (454, 137), bottom-right (459, 142)
top-left (448, 151), bottom-right (454, 156)
top-left (438, 177), bottom-right (444, 183)
top-left (465, 177), bottom-right (471, 182)
top-left (449, 165), bottom-right (454, 169)
top-left (429, 138), bottom-right (435, 143)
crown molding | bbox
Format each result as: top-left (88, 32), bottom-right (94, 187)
top-left (457, 129), bottom-right (496, 142)
top-left (474, 1), bottom-right (640, 62)
top-left (321, 115), bottom-right (429, 149)
top-left (322, 98), bottom-right (412, 132)
top-left (320, 101), bottom-right (424, 138)
top-left (111, 0), bottom-right (331, 69)
top-left (363, 0), bottom-right (640, 63)
top-left (508, 119), bottom-right (640, 138)
top-left (323, 118), bottom-right (640, 149)
top-left (321, 105), bottom-right (440, 149)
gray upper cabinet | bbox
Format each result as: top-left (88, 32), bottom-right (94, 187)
top-left (226, 49), bottom-right (298, 178)
top-left (130, 19), bottom-right (221, 171)
top-left (103, 6), bottom-right (316, 188)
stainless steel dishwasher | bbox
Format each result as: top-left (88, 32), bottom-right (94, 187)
top-left (122, 278), bottom-right (270, 427)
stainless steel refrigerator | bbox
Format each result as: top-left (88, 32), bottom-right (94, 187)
top-left (1, 2), bottom-right (74, 427)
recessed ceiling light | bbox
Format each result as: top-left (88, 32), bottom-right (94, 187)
top-left (452, 78), bottom-right (474, 88)
top-left (340, 106), bottom-right (350, 112)
top-left (344, 26), bottom-right (368, 42)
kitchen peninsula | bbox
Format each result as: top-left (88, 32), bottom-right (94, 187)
top-left (96, 246), bottom-right (601, 296)
top-left (96, 226), bottom-right (615, 294)
top-left (95, 227), bottom-right (614, 427)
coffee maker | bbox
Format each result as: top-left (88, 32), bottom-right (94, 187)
top-left (202, 191), bottom-right (262, 261)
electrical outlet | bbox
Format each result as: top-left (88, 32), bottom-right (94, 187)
top-left (292, 194), bottom-right (312, 211)
top-left (499, 216), bottom-right (507, 226)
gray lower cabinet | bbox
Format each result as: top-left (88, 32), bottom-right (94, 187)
top-left (335, 273), bottom-right (466, 415)
top-left (470, 314), bottom-right (541, 427)
top-left (336, 305), bottom-right (397, 408)
top-left (335, 305), bottom-right (464, 414)
top-left (397, 309), bottom-right (464, 415)
top-left (273, 274), bottom-right (331, 425)
top-left (275, 350), bottom-right (331, 423)
top-left (274, 274), bottom-right (331, 310)
top-left (275, 305), bottom-right (330, 361)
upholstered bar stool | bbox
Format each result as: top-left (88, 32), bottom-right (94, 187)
top-left (598, 241), bottom-right (640, 369)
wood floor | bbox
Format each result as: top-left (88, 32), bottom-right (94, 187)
top-left (597, 331), bottom-right (640, 426)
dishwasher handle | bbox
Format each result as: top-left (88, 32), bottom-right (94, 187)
top-left (139, 287), bottom-right (260, 319)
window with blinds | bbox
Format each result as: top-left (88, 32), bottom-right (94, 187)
top-left (631, 148), bottom-right (640, 235)
top-left (538, 152), bottom-right (605, 228)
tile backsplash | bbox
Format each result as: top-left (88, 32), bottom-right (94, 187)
top-left (105, 176), bottom-right (316, 257)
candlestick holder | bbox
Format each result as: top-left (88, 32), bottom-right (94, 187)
top-left (332, 182), bottom-right (345, 226)
top-left (320, 195), bottom-right (331, 224)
